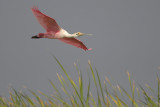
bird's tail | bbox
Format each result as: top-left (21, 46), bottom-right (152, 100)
top-left (31, 35), bottom-right (40, 39)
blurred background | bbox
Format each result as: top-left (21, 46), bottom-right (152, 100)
top-left (0, 0), bottom-right (160, 96)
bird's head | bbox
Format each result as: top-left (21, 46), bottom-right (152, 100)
top-left (75, 32), bottom-right (92, 37)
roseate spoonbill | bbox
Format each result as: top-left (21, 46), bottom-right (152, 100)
top-left (31, 6), bottom-right (92, 51)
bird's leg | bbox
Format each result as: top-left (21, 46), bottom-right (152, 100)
top-left (31, 33), bottom-right (45, 39)
top-left (31, 35), bottom-right (40, 39)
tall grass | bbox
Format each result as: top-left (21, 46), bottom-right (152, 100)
top-left (0, 57), bottom-right (159, 107)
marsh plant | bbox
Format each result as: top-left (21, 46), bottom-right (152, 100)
top-left (0, 57), bottom-right (160, 107)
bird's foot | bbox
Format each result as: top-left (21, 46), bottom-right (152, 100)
top-left (31, 35), bottom-right (40, 39)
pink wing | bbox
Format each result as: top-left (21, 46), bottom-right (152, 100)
top-left (31, 6), bottom-right (60, 33)
top-left (59, 38), bottom-right (92, 51)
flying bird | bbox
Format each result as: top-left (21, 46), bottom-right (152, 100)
top-left (31, 6), bottom-right (92, 51)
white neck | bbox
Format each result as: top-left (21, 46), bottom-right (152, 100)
top-left (65, 33), bottom-right (77, 38)
top-left (60, 29), bottom-right (78, 38)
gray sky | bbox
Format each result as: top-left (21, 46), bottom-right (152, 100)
top-left (0, 0), bottom-right (160, 96)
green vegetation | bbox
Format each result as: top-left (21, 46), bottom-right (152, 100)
top-left (0, 57), bottom-right (159, 107)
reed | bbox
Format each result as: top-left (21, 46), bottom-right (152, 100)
top-left (0, 57), bottom-right (159, 107)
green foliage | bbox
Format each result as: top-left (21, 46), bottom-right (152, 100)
top-left (0, 57), bottom-right (160, 107)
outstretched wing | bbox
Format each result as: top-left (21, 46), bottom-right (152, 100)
top-left (59, 37), bottom-right (92, 51)
top-left (32, 6), bottom-right (60, 33)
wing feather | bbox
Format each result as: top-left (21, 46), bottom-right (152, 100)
top-left (32, 6), bottom-right (60, 33)
top-left (58, 38), bottom-right (91, 51)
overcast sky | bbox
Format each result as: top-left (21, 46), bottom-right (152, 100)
top-left (0, 0), bottom-right (160, 96)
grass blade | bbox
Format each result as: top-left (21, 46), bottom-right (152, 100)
top-left (95, 68), bottom-right (106, 106)
top-left (88, 60), bottom-right (101, 107)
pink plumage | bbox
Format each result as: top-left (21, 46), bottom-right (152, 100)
top-left (31, 6), bottom-right (91, 51)
top-left (32, 6), bottom-right (60, 33)
top-left (59, 38), bottom-right (92, 51)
